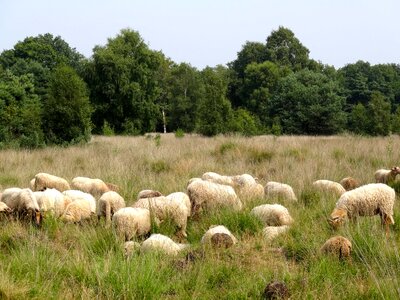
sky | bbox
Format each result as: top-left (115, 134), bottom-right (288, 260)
top-left (1, 0), bottom-right (399, 70)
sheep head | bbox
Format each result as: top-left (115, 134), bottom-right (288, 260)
top-left (328, 208), bottom-right (347, 229)
top-left (31, 209), bottom-right (43, 227)
top-left (391, 166), bottom-right (400, 175)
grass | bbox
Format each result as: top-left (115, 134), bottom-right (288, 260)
top-left (1, 134), bottom-right (400, 298)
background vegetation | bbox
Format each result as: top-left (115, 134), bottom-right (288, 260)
top-left (0, 134), bottom-right (400, 299)
top-left (1, 27), bottom-right (400, 148)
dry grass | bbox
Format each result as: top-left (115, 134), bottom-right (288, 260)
top-left (0, 133), bottom-right (400, 298)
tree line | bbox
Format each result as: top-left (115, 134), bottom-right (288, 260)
top-left (1, 26), bottom-right (400, 148)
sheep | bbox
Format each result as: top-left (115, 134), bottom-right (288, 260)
top-left (33, 172), bottom-right (70, 192)
top-left (263, 225), bottom-right (290, 241)
top-left (0, 201), bottom-right (12, 213)
top-left (71, 176), bottom-right (118, 198)
top-left (62, 190), bottom-right (96, 214)
top-left (187, 179), bottom-right (243, 216)
top-left (328, 183), bottom-right (395, 236)
top-left (251, 204), bottom-right (293, 226)
top-left (166, 192), bottom-right (191, 217)
top-left (202, 172), bottom-right (235, 186)
top-left (137, 189), bottom-right (163, 199)
top-left (41, 188), bottom-right (72, 217)
top-left (201, 225), bottom-right (238, 248)
top-left (320, 236), bottom-right (352, 260)
top-left (97, 191), bottom-right (126, 225)
top-left (312, 179), bottom-right (346, 197)
top-left (1, 188), bottom-right (42, 225)
top-left (265, 181), bottom-right (297, 202)
top-left (140, 234), bottom-right (189, 256)
top-left (124, 241), bottom-right (141, 257)
top-left (61, 198), bottom-right (93, 223)
top-left (132, 196), bottom-right (189, 239)
top-left (112, 207), bottom-right (151, 241)
top-left (374, 166), bottom-right (400, 184)
top-left (340, 177), bottom-right (359, 191)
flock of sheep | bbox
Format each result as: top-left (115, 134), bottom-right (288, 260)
top-left (0, 165), bottom-right (398, 259)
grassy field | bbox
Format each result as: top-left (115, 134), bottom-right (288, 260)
top-left (1, 133), bottom-right (400, 299)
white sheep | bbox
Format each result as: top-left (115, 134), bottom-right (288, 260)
top-left (265, 181), bottom-right (297, 202)
top-left (250, 204), bottom-right (293, 226)
top-left (97, 191), bottom-right (126, 225)
top-left (328, 183), bottom-right (395, 236)
top-left (137, 189), bottom-right (163, 199)
top-left (187, 179), bottom-right (243, 216)
top-left (124, 241), bottom-right (141, 257)
top-left (374, 166), bottom-right (400, 184)
top-left (166, 192), bottom-right (191, 217)
top-left (33, 172), bottom-right (70, 192)
top-left (312, 180), bottom-right (346, 197)
top-left (263, 225), bottom-right (290, 241)
top-left (132, 196), bottom-right (189, 239)
top-left (202, 172), bottom-right (235, 186)
top-left (1, 188), bottom-right (42, 225)
top-left (140, 234), bottom-right (189, 256)
top-left (340, 177), bottom-right (359, 191)
top-left (112, 207), bottom-right (151, 241)
top-left (71, 176), bottom-right (118, 198)
top-left (0, 201), bottom-right (12, 214)
top-left (61, 198), bottom-right (93, 223)
top-left (201, 225), bottom-right (238, 248)
top-left (62, 190), bottom-right (96, 214)
top-left (320, 236), bottom-right (352, 259)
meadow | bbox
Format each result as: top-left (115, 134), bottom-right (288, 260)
top-left (0, 133), bottom-right (400, 299)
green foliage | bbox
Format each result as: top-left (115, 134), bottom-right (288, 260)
top-left (43, 65), bottom-right (92, 145)
top-left (366, 91), bottom-right (391, 136)
top-left (102, 121), bottom-right (114, 136)
top-left (174, 128), bottom-right (185, 138)
top-left (349, 103), bottom-right (369, 135)
top-left (230, 108), bottom-right (260, 136)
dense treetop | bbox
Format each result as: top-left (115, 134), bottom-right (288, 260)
top-left (1, 27), bottom-right (400, 148)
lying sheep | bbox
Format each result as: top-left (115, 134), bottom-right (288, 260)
top-left (132, 196), bottom-right (189, 239)
top-left (251, 204), bottom-right (293, 226)
top-left (201, 225), bottom-right (238, 248)
top-left (265, 181), bottom-right (297, 202)
top-left (263, 225), bottom-right (290, 241)
top-left (374, 166), bottom-right (400, 184)
top-left (33, 172), bottom-right (70, 192)
top-left (1, 188), bottom-right (42, 225)
top-left (137, 189), bottom-right (163, 199)
top-left (71, 176), bottom-right (118, 198)
top-left (97, 191), bottom-right (126, 225)
top-left (112, 207), bottom-right (151, 241)
top-left (63, 190), bottom-right (96, 214)
top-left (328, 183), bottom-right (395, 236)
top-left (61, 198), bottom-right (93, 223)
top-left (320, 236), bottom-right (352, 259)
top-left (340, 177), bottom-right (359, 191)
top-left (140, 234), bottom-right (189, 256)
top-left (187, 179), bottom-right (242, 216)
top-left (312, 180), bottom-right (346, 197)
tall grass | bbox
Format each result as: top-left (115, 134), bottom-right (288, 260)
top-left (1, 134), bottom-right (400, 298)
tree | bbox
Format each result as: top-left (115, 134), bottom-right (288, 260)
top-left (348, 103), bottom-right (368, 135)
top-left (196, 67), bottom-right (233, 136)
top-left (43, 65), bottom-right (92, 144)
top-left (366, 91), bottom-right (391, 136)
top-left (268, 70), bottom-right (346, 135)
top-left (84, 28), bottom-right (162, 134)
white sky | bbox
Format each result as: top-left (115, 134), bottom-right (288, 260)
top-left (1, 0), bottom-right (399, 69)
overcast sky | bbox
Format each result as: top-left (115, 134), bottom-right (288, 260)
top-left (1, 0), bottom-right (399, 69)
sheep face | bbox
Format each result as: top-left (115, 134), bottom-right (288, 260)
top-left (32, 210), bottom-right (43, 227)
top-left (328, 208), bottom-right (347, 229)
top-left (391, 166), bottom-right (400, 175)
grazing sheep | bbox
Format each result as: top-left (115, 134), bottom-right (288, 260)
top-left (166, 192), bottom-right (191, 217)
top-left (312, 180), bottom-right (346, 196)
top-left (0, 201), bottom-right (12, 213)
top-left (201, 225), bottom-right (238, 248)
top-left (263, 281), bottom-right (290, 300)
top-left (202, 172), bottom-right (235, 186)
top-left (374, 166), bottom-right (400, 184)
top-left (320, 236), bottom-right (352, 259)
top-left (132, 196), bottom-right (189, 239)
top-left (124, 241), bottom-right (141, 257)
top-left (71, 176), bottom-right (118, 198)
top-left (263, 225), bottom-right (290, 241)
top-left (63, 190), bottom-right (96, 214)
top-left (33, 172), bottom-right (70, 192)
top-left (1, 188), bottom-right (42, 225)
top-left (42, 188), bottom-right (72, 217)
top-left (97, 191), bottom-right (126, 225)
top-left (251, 204), bottom-right (293, 226)
top-left (187, 180), bottom-right (243, 216)
top-left (340, 177), bottom-right (359, 191)
top-left (140, 234), bottom-right (189, 256)
top-left (112, 207), bottom-right (151, 241)
top-left (61, 198), bottom-right (93, 223)
top-left (328, 183), bottom-right (395, 236)
top-left (265, 181), bottom-right (297, 202)
top-left (137, 189), bottom-right (163, 199)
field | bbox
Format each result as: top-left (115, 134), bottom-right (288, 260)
top-left (1, 134), bottom-right (400, 299)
